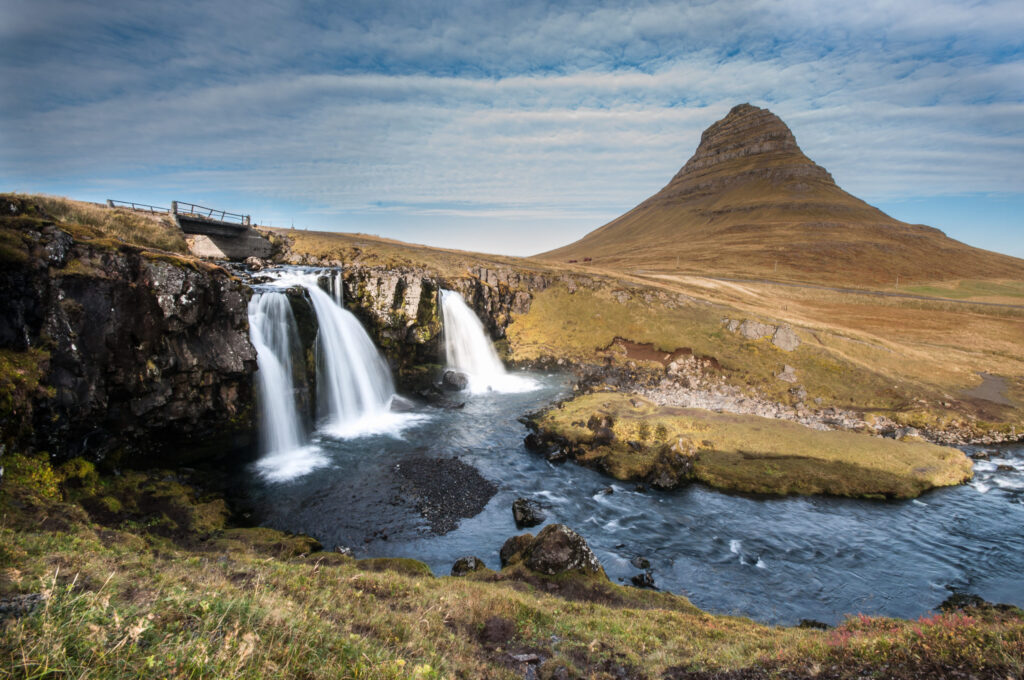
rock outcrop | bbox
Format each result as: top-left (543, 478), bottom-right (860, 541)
top-left (499, 524), bottom-right (605, 577)
top-left (0, 209), bottom-right (256, 464)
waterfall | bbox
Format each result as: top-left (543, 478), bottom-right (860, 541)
top-left (303, 282), bottom-right (410, 436)
top-left (440, 289), bottom-right (537, 393)
top-left (332, 268), bottom-right (344, 306)
top-left (248, 292), bottom-right (325, 481)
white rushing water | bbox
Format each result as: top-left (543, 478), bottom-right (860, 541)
top-left (248, 267), bottom-right (428, 480)
top-left (248, 291), bottom-right (326, 481)
top-left (305, 283), bottom-right (420, 437)
top-left (440, 289), bottom-right (536, 393)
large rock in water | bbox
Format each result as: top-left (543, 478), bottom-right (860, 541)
top-left (511, 497), bottom-right (546, 528)
top-left (499, 524), bottom-right (605, 577)
top-left (0, 203), bottom-right (257, 463)
top-left (441, 370), bottom-right (469, 391)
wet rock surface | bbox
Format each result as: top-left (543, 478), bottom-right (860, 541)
top-left (0, 215), bottom-right (256, 463)
top-left (441, 370), bottom-right (469, 391)
top-left (395, 456), bottom-right (498, 534)
top-left (511, 497), bottom-right (546, 528)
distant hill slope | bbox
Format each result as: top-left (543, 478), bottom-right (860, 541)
top-left (538, 104), bottom-right (1024, 287)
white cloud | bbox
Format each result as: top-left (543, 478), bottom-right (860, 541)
top-left (2, 0), bottom-right (1022, 255)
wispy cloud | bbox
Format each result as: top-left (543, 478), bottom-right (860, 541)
top-left (1, 0), bottom-right (1022, 255)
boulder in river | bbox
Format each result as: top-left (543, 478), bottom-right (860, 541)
top-left (441, 370), bottom-right (470, 391)
top-left (631, 571), bottom-right (656, 589)
top-left (512, 498), bottom-right (546, 528)
top-left (500, 524), bottom-right (605, 577)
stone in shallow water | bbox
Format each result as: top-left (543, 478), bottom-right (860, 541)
top-left (512, 498), bottom-right (546, 528)
top-left (441, 370), bottom-right (469, 391)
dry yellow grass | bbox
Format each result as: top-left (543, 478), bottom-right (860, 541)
top-left (7, 193), bottom-right (187, 253)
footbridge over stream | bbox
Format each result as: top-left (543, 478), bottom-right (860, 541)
top-left (107, 199), bottom-right (272, 260)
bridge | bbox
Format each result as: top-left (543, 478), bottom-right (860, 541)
top-left (108, 199), bottom-right (252, 237)
top-left (107, 199), bottom-right (269, 259)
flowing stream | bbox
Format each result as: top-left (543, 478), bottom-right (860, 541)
top-left (242, 267), bottom-right (1024, 625)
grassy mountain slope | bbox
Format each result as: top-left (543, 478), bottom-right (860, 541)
top-left (537, 104), bottom-right (1024, 288)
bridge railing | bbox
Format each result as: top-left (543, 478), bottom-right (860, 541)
top-left (171, 201), bottom-right (250, 226)
top-left (106, 199), bottom-right (170, 214)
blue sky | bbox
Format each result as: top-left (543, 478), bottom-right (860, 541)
top-left (2, 0), bottom-right (1022, 258)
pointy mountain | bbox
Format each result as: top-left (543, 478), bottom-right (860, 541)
top-left (538, 103), bottom-right (1024, 287)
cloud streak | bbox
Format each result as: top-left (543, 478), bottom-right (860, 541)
top-left (1, 0), bottom-right (1022, 256)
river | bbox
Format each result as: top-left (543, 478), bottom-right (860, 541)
top-left (238, 373), bottom-right (1024, 626)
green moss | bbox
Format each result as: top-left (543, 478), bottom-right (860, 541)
top-left (533, 392), bottom-right (974, 499)
top-left (0, 348), bottom-right (50, 448)
top-left (206, 527), bottom-right (322, 558)
top-left (57, 457), bottom-right (99, 492)
top-left (3, 452), bottom-right (61, 500)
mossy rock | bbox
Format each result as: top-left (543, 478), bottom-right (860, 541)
top-left (532, 392), bottom-right (974, 499)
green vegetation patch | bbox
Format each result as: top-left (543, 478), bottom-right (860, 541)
top-left (904, 279), bottom-right (1024, 301)
top-left (533, 392), bottom-right (973, 498)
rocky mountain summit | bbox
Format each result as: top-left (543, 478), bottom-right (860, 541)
top-left (540, 103), bottom-right (1024, 286)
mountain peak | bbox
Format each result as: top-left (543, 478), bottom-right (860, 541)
top-left (536, 103), bottom-right (1024, 286)
top-left (662, 103), bottom-right (833, 199)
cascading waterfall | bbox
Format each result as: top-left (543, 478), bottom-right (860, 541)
top-left (440, 289), bottom-right (537, 393)
top-left (248, 267), bottom-right (427, 479)
top-left (332, 269), bottom-right (344, 306)
top-left (248, 291), bottom-right (325, 481)
top-left (302, 282), bottom-right (411, 436)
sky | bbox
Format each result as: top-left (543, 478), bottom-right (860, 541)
top-left (1, 0), bottom-right (1022, 258)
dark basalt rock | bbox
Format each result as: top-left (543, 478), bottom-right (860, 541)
top-left (631, 571), bottom-right (655, 589)
top-left (630, 556), bottom-right (650, 570)
top-left (500, 524), bottom-right (605, 577)
top-left (512, 498), bottom-right (546, 528)
top-left (441, 370), bottom-right (470, 392)
top-left (523, 432), bottom-right (568, 462)
top-left (0, 212), bottom-right (256, 464)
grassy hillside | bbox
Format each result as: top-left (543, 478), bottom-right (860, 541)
top-left (2, 194), bottom-right (187, 254)
top-left (537, 105), bottom-right (1024, 288)
top-left (2, 455), bottom-right (1022, 679)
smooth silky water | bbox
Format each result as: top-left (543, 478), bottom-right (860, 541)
top-left (241, 271), bottom-right (1024, 626)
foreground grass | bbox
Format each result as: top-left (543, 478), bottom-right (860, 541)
top-left (531, 393), bottom-right (974, 498)
top-left (2, 455), bottom-right (1022, 679)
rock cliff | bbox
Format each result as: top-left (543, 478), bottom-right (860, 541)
top-left (338, 264), bottom-right (549, 385)
top-left (0, 203), bottom-right (256, 465)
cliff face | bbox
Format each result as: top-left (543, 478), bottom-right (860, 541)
top-left (340, 264), bottom-right (548, 386)
top-left (0, 203), bottom-right (257, 464)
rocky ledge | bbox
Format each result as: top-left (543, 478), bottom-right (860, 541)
top-left (0, 204), bottom-right (256, 465)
